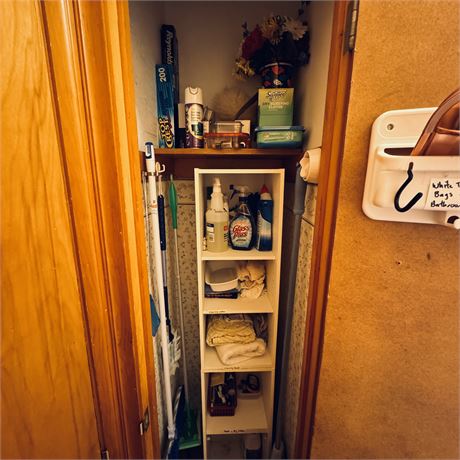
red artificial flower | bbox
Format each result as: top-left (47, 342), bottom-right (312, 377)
top-left (242, 26), bottom-right (265, 60)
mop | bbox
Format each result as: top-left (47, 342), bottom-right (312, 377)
top-left (144, 143), bottom-right (175, 444)
top-left (142, 173), bottom-right (160, 336)
top-left (169, 175), bottom-right (201, 451)
top-left (156, 164), bottom-right (181, 375)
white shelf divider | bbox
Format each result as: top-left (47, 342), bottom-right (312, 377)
top-left (206, 395), bottom-right (268, 435)
top-left (203, 291), bottom-right (273, 315)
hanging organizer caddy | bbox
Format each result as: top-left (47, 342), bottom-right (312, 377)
top-left (363, 106), bottom-right (460, 229)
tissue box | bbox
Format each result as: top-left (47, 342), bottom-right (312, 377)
top-left (258, 88), bottom-right (294, 127)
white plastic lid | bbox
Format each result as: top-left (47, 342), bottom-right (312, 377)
top-left (185, 87), bottom-right (203, 105)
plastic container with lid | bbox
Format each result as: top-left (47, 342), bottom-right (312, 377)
top-left (255, 125), bottom-right (304, 148)
top-left (204, 133), bottom-right (250, 149)
top-left (211, 121), bottom-right (242, 133)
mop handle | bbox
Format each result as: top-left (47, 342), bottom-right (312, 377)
top-left (158, 195), bottom-right (167, 251)
top-left (157, 194), bottom-right (174, 342)
top-left (144, 142), bottom-right (175, 440)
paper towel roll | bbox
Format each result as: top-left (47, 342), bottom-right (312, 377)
top-left (300, 147), bottom-right (321, 184)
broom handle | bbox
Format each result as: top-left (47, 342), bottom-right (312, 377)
top-left (145, 143), bottom-right (175, 440)
top-left (170, 176), bottom-right (190, 404)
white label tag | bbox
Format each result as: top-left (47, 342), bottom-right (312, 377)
top-left (424, 178), bottom-right (460, 210)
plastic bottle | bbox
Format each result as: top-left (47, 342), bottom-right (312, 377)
top-left (256, 185), bottom-right (273, 251)
top-left (184, 87), bottom-right (204, 148)
top-left (229, 186), bottom-right (256, 250)
top-left (206, 178), bottom-right (229, 252)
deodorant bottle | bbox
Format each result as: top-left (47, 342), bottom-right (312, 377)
top-left (184, 87), bottom-right (204, 148)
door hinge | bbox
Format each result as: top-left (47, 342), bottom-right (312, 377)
top-left (139, 407), bottom-right (150, 436)
top-left (345, 0), bottom-right (359, 52)
top-left (101, 449), bottom-right (109, 459)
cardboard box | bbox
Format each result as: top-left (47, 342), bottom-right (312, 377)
top-left (156, 64), bottom-right (175, 148)
top-left (258, 88), bottom-right (294, 127)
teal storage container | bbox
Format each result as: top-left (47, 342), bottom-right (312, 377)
top-left (255, 126), bottom-right (304, 148)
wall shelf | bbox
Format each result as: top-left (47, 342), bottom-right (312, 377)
top-left (141, 149), bottom-right (301, 180)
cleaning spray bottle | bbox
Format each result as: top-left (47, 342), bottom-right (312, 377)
top-left (229, 186), bottom-right (256, 250)
top-left (184, 87), bottom-right (204, 148)
top-left (206, 178), bottom-right (229, 252)
top-left (256, 184), bottom-right (273, 251)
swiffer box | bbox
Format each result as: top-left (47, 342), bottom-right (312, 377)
top-left (258, 88), bottom-right (294, 127)
top-left (156, 64), bottom-right (175, 148)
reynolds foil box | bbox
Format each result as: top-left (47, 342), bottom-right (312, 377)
top-left (258, 88), bottom-right (294, 127)
top-left (156, 64), bottom-right (175, 148)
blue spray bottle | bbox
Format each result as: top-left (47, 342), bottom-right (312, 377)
top-left (229, 186), bottom-right (256, 250)
top-left (256, 184), bottom-right (273, 251)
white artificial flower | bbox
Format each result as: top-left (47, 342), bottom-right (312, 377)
top-left (283, 18), bottom-right (308, 40)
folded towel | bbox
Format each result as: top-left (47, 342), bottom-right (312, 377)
top-left (215, 338), bottom-right (266, 366)
top-left (240, 284), bottom-right (264, 299)
top-left (237, 261), bottom-right (265, 282)
top-left (252, 314), bottom-right (268, 342)
top-left (206, 314), bottom-right (256, 347)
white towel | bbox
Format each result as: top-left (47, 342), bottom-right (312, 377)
top-left (215, 338), bottom-right (266, 366)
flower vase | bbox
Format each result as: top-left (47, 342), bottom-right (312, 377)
top-left (260, 62), bottom-right (294, 88)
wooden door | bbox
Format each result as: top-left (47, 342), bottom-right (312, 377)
top-left (1, 1), bottom-right (160, 458)
top-left (1, 1), bottom-right (100, 457)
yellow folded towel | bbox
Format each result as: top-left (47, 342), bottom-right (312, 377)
top-left (206, 314), bottom-right (256, 347)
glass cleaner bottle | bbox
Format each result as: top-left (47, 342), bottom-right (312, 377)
top-left (229, 186), bottom-right (256, 250)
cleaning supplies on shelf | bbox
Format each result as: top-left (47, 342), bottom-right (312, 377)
top-left (256, 185), bottom-right (273, 251)
top-left (237, 261), bottom-right (265, 299)
top-left (237, 374), bottom-right (261, 398)
top-left (255, 125), bottom-right (304, 148)
top-left (206, 314), bottom-right (256, 347)
top-left (206, 178), bottom-right (229, 252)
top-left (244, 434), bottom-right (262, 459)
top-left (229, 186), bottom-right (256, 250)
top-left (215, 338), bottom-right (266, 366)
top-left (208, 373), bottom-right (237, 416)
top-left (258, 88), bottom-right (294, 127)
top-left (185, 87), bottom-right (204, 148)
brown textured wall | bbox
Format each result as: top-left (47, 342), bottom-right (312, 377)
top-left (311, 1), bottom-right (459, 458)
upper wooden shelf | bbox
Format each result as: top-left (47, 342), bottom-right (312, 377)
top-left (154, 147), bottom-right (302, 157)
top-left (139, 148), bottom-right (302, 180)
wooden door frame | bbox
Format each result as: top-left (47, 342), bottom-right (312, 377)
top-left (40, 1), bottom-right (160, 457)
top-left (294, 1), bottom-right (357, 457)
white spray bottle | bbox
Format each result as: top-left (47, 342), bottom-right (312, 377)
top-left (206, 178), bottom-right (229, 252)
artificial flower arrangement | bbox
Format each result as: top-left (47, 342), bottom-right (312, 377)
top-left (235, 9), bottom-right (310, 84)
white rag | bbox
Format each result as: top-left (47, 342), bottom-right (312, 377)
top-left (215, 338), bottom-right (266, 366)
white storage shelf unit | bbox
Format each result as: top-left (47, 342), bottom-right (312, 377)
top-left (195, 169), bottom-right (284, 459)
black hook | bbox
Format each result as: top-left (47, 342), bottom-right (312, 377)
top-left (394, 162), bottom-right (424, 213)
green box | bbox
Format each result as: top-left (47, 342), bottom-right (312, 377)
top-left (258, 88), bottom-right (294, 127)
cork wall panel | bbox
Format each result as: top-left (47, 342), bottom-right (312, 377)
top-left (311, 1), bottom-right (459, 458)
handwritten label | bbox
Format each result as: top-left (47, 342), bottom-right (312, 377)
top-left (424, 178), bottom-right (460, 210)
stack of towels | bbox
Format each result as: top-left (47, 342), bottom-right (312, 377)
top-left (206, 314), bottom-right (268, 365)
top-left (237, 261), bottom-right (265, 299)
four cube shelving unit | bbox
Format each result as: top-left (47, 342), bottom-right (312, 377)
top-left (194, 169), bottom-right (285, 459)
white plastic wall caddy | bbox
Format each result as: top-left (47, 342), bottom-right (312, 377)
top-left (363, 107), bottom-right (460, 229)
